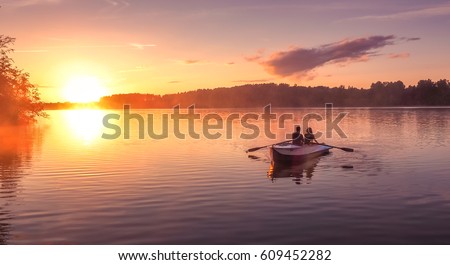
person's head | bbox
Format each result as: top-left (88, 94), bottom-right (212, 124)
top-left (307, 127), bottom-right (313, 133)
top-left (295, 126), bottom-right (301, 132)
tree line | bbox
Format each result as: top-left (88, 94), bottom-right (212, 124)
top-left (98, 79), bottom-right (450, 109)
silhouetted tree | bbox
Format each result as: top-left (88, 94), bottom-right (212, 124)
top-left (369, 81), bottom-right (405, 106)
top-left (0, 35), bottom-right (46, 124)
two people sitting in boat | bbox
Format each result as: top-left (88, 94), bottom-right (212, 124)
top-left (292, 126), bottom-right (319, 146)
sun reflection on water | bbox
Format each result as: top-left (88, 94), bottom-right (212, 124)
top-left (63, 109), bottom-right (106, 145)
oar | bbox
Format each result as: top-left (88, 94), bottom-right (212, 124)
top-left (246, 140), bottom-right (291, 153)
top-left (321, 143), bottom-right (354, 152)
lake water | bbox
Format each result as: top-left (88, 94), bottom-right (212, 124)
top-left (1, 107), bottom-right (450, 244)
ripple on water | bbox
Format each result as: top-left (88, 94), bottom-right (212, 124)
top-left (2, 108), bottom-right (450, 244)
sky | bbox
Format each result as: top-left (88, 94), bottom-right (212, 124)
top-left (1, 0), bottom-right (449, 102)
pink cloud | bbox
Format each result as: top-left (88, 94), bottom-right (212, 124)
top-left (259, 35), bottom-right (396, 77)
top-left (184, 59), bottom-right (200, 64)
top-left (389, 52), bottom-right (410, 59)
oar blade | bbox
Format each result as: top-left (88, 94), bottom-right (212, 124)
top-left (340, 147), bottom-right (354, 152)
top-left (246, 147), bottom-right (263, 153)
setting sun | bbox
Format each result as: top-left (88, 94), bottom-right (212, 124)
top-left (63, 76), bottom-right (108, 103)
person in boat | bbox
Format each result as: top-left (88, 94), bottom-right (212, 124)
top-left (292, 126), bottom-right (304, 145)
top-left (304, 127), bottom-right (319, 144)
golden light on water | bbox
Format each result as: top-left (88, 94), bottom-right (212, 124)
top-left (63, 109), bottom-right (106, 145)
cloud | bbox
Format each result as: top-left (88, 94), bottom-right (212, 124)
top-left (5, 0), bottom-right (61, 8)
top-left (15, 50), bottom-right (49, 53)
top-left (16, 43), bottom-right (157, 52)
top-left (171, 59), bottom-right (229, 65)
top-left (259, 35), bottom-right (396, 77)
top-left (404, 37), bottom-right (421, 42)
top-left (104, 0), bottom-right (129, 6)
top-left (103, 0), bottom-right (130, 9)
top-left (388, 52), bottom-right (410, 59)
top-left (98, 0), bottom-right (130, 16)
top-left (184, 59), bottom-right (200, 64)
top-left (118, 66), bottom-right (149, 73)
top-left (129, 43), bottom-right (156, 50)
top-left (168, 81), bottom-right (181, 84)
top-left (244, 48), bottom-right (265, 62)
top-left (345, 3), bottom-right (450, 21)
top-left (244, 54), bottom-right (263, 62)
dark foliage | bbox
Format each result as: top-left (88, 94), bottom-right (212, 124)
top-left (99, 79), bottom-right (450, 109)
top-left (0, 35), bottom-right (46, 124)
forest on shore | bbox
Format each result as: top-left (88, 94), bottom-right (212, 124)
top-left (43, 79), bottom-right (450, 109)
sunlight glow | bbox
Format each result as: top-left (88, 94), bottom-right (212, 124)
top-left (64, 109), bottom-right (106, 145)
top-left (63, 76), bottom-right (108, 103)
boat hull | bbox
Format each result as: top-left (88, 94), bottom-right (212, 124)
top-left (270, 143), bottom-right (332, 164)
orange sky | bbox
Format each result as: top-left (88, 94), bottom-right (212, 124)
top-left (1, 0), bottom-right (449, 102)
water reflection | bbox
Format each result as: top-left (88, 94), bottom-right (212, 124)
top-left (268, 156), bottom-right (321, 185)
top-left (2, 108), bottom-right (450, 244)
top-left (414, 109), bottom-right (449, 147)
top-left (62, 109), bottom-right (106, 145)
top-left (0, 126), bottom-right (42, 244)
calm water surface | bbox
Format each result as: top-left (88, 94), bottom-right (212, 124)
top-left (1, 108), bottom-right (450, 244)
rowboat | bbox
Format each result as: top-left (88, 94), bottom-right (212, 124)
top-left (270, 143), bottom-right (332, 164)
